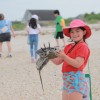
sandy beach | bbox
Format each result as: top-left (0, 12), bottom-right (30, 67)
top-left (0, 25), bottom-right (100, 100)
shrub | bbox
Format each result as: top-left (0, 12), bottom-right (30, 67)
top-left (12, 21), bottom-right (26, 31)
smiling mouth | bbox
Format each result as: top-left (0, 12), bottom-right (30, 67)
top-left (73, 37), bottom-right (78, 38)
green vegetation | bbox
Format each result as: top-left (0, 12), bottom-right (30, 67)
top-left (84, 12), bottom-right (100, 23)
top-left (65, 12), bottom-right (100, 26)
top-left (65, 18), bottom-right (73, 26)
top-left (12, 21), bottom-right (26, 31)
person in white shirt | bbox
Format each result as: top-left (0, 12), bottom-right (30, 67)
top-left (27, 15), bottom-right (41, 62)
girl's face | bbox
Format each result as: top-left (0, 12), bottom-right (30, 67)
top-left (69, 27), bottom-right (86, 42)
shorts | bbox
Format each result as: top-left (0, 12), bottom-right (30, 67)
top-left (54, 31), bottom-right (64, 39)
top-left (0, 33), bottom-right (11, 42)
top-left (62, 71), bottom-right (87, 95)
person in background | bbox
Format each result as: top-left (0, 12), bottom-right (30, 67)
top-left (53, 10), bottom-right (66, 47)
top-left (0, 13), bottom-right (16, 58)
top-left (51, 19), bottom-right (92, 100)
top-left (26, 15), bottom-right (41, 63)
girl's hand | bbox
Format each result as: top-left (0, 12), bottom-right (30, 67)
top-left (13, 33), bottom-right (16, 37)
top-left (55, 50), bottom-right (66, 59)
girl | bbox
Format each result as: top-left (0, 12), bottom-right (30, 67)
top-left (51, 19), bottom-right (91, 100)
top-left (27, 15), bottom-right (41, 63)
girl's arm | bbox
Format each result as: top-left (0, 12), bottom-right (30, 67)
top-left (51, 57), bottom-right (64, 65)
top-left (37, 24), bottom-right (41, 34)
top-left (10, 25), bottom-right (16, 37)
top-left (57, 50), bottom-right (84, 68)
top-left (38, 28), bottom-right (41, 34)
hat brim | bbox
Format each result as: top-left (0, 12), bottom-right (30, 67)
top-left (63, 25), bottom-right (91, 39)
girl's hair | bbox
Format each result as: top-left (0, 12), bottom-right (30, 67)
top-left (69, 27), bottom-right (86, 42)
top-left (0, 13), bottom-right (4, 20)
top-left (53, 10), bottom-right (60, 15)
top-left (79, 27), bottom-right (86, 42)
top-left (29, 18), bottom-right (37, 29)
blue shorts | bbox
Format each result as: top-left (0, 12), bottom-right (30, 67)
top-left (62, 71), bottom-right (87, 95)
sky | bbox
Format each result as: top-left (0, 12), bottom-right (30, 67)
top-left (0, 0), bottom-right (100, 21)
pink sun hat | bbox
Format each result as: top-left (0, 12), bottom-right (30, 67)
top-left (63, 19), bottom-right (92, 39)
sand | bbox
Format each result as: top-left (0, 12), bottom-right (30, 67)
top-left (0, 25), bottom-right (100, 100)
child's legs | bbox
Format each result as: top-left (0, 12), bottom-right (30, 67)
top-left (62, 91), bottom-right (82, 100)
top-left (6, 41), bottom-right (12, 53)
top-left (0, 42), bottom-right (3, 53)
top-left (30, 43), bottom-right (33, 58)
top-left (59, 32), bottom-right (65, 46)
top-left (55, 39), bottom-right (59, 46)
top-left (6, 34), bottom-right (12, 53)
top-left (55, 32), bottom-right (59, 46)
top-left (62, 90), bottom-right (69, 100)
top-left (69, 92), bottom-right (82, 100)
top-left (62, 38), bottom-right (66, 46)
top-left (33, 34), bottom-right (38, 59)
top-left (29, 36), bottom-right (34, 58)
top-left (34, 42), bottom-right (38, 59)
